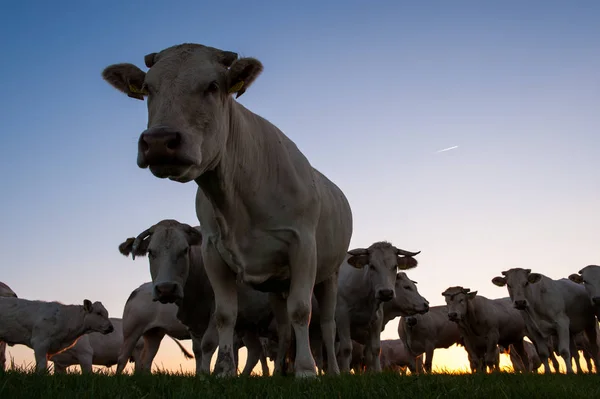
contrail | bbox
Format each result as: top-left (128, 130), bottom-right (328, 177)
top-left (435, 145), bottom-right (459, 153)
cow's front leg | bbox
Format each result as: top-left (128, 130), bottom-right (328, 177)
top-left (556, 319), bottom-right (573, 374)
top-left (269, 293), bottom-right (291, 375)
top-left (484, 333), bottom-right (499, 373)
top-left (188, 329), bottom-right (205, 375)
top-left (313, 274), bottom-right (341, 375)
top-left (364, 309), bottom-right (383, 372)
top-left (203, 242), bottom-right (238, 377)
top-left (287, 236), bottom-right (318, 377)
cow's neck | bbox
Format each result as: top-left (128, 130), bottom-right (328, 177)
top-left (179, 245), bottom-right (214, 327)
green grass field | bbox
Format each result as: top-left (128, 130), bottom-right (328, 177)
top-left (1, 370), bottom-right (600, 399)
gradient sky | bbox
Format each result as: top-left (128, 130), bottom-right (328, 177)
top-left (1, 0), bottom-right (599, 373)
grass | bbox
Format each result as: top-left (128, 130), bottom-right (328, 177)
top-left (2, 368), bottom-right (600, 399)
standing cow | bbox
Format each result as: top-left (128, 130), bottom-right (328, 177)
top-left (398, 305), bottom-right (462, 373)
top-left (335, 242), bottom-right (420, 372)
top-left (492, 268), bottom-right (600, 374)
top-left (119, 219), bottom-right (273, 376)
top-left (116, 282), bottom-right (194, 374)
top-left (442, 286), bottom-right (530, 373)
top-left (102, 42), bottom-right (353, 377)
top-left (0, 298), bottom-right (113, 372)
top-left (0, 282), bottom-right (17, 371)
top-left (381, 272), bottom-right (429, 328)
top-left (569, 265), bottom-right (600, 317)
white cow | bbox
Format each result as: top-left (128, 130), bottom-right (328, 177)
top-left (569, 265), bottom-right (600, 315)
top-left (398, 305), bottom-right (461, 373)
top-left (116, 283), bottom-right (194, 374)
top-left (0, 298), bottom-right (113, 372)
top-left (492, 268), bottom-right (600, 374)
top-left (0, 282), bottom-right (17, 371)
top-left (335, 242), bottom-right (420, 372)
top-left (381, 272), bottom-right (430, 328)
top-left (442, 286), bottom-right (530, 373)
top-left (102, 42), bottom-right (353, 377)
top-left (119, 219), bottom-right (273, 376)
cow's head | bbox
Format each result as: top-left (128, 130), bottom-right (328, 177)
top-left (347, 242), bottom-right (420, 302)
top-left (386, 272), bottom-right (429, 316)
top-left (119, 219), bottom-right (202, 304)
top-left (569, 265), bottom-right (600, 306)
top-left (442, 286), bottom-right (476, 322)
top-left (102, 43), bottom-right (263, 183)
top-left (82, 300), bottom-right (113, 334)
top-left (491, 268), bottom-right (542, 310)
top-left (0, 282), bottom-right (17, 298)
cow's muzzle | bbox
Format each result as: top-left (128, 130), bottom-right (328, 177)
top-left (514, 300), bottom-right (528, 310)
top-left (377, 289), bottom-right (395, 302)
top-left (448, 312), bottom-right (459, 321)
top-left (104, 324), bottom-right (114, 334)
top-left (153, 282), bottom-right (183, 304)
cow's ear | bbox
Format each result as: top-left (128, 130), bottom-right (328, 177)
top-left (467, 291), bottom-right (477, 299)
top-left (492, 277), bottom-right (507, 287)
top-left (226, 57), bottom-right (263, 99)
top-left (83, 299), bottom-right (93, 312)
top-left (102, 63), bottom-right (148, 100)
top-left (527, 273), bottom-right (542, 284)
top-left (397, 256), bottom-right (418, 270)
top-left (118, 237), bottom-right (150, 259)
top-left (568, 274), bottom-right (584, 284)
top-left (347, 254), bottom-right (369, 269)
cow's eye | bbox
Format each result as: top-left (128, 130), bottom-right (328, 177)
top-left (524, 282), bottom-right (529, 287)
top-left (206, 81), bottom-right (219, 94)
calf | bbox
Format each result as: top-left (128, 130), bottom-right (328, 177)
top-left (0, 282), bottom-right (17, 371)
top-left (442, 286), bottom-right (530, 373)
top-left (335, 242), bottom-right (420, 372)
top-left (116, 282), bottom-right (194, 374)
top-left (398, 305), bottom-right (461, 373)
top-left (119, 219), bottom-right (273, 375)
top-left (0, 298), bottom-right (113, 372)
top-left (492, 268), bottom-right (600, 374)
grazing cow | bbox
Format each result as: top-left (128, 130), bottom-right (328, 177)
top-left (335, 242), bottom-right (420, 372)
top-left (499, 341), bottom-right (542, 373)
top-left (381, 272), bottom-right (429, 328)
top-left (569, 265), bottom-right (600, 316)
top-left (398, 305), bottom-right (462, 373)
top-left (0, 298), bottom-right (113, 372)
top-left (119, 219), bottom-right (273, 376)
top-left (0, 282), bottom-right (17, 371)
top-left (116, 282), bottom-right (195, 374)
top-left (492, 268), bottom-right (600, 374)
top-left (442, 286), bottom-right (530, 373)
top-left (102, 42), bottom-right (353, 377)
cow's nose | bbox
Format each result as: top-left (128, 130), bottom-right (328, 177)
top-left (377, 289), bottom-right (394, 302)
top-left (139, 128), bottom-right (182, 162)
top-left (592, 297), bottom-right (600, 306)
top-left (105, 324), bottom-right (114, 334)
top-left (448, 312), bottom-right (458, 321)
top-left (154, 282), bottom-right (179, 301)
top-left (423, 302), bottom-right (429, 311)
top-left (514, 300), bottom-right (527, 310)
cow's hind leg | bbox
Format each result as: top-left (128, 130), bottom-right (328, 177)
top-left (584, 322), bottom-right (600, 374)
top-left (140, 329), bottom-right (165, 372)
top-left (313, 275), bottom-right (341, 375)
top-left (512, 340), bottom-right (530, 373)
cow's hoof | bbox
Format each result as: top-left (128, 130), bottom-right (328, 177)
top-left (295, 370), bottom-right (317, 378)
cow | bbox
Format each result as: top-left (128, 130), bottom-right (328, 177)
top-left (569, 265), bottom-right (600, 317)
top-left (398, 305), bottom-right (462, 373)
top-left (0, 282), bottom-right (17, 371)
top-left (499, 341), bottom-right (542, 373)
top-left (442, 286), bottom-right (530, 373)
top-left (119, 219), bottom-right (273, 376)
top-left (335, 242), bottom-right (420, 372)
top-left (381, 272), bottom-right (429, 328)
top-left (102, 42), bottom-right (353, 377)
top-left (0, 297), bottom-right (113, 372)
top-left (116, 282), bottom-right (195, 374)
top-left (492, 268), bottom-right (600, 374)
top-left (379, 339), bottom-right (424, 374)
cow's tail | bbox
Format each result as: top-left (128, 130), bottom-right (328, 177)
top-left (169, 336), bottom-right (194, 359)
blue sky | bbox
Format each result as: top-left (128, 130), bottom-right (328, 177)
top-left (1, 1), bottom-right (599, 372)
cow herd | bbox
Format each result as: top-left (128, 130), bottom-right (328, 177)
top-left (1, 42), bottom-right (598, 378)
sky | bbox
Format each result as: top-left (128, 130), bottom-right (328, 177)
top-left (0, 0), bottom-right (599, 374)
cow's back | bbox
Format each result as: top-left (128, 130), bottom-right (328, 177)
top-left (0, 298), bottom-right (54, 346)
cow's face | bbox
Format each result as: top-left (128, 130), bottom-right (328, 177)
top-left (102, 43), bottom-right (264, 183)
top-left (347, 242), bottom-right (420, 302)
top-left (569, 265), bottom-right (600, 306)
top-left (118, 220), bottom-right (202, 305)
top-left (442, 287), bottom-right (476, 322)
top-left (491, 268), bottom-right (541, 310)
top-left (390, 272), bottom-right (429, 315)
top-left (82, 300), bottom-right (113, 334)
